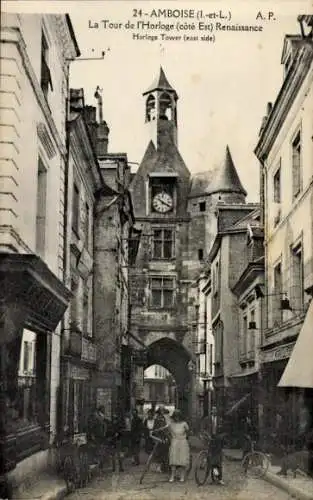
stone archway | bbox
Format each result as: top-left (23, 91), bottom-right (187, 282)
top-left (144, 338), bottom-right (192, 419)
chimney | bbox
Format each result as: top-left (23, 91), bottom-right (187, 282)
top-left (70, 88), bottom-right (85, 112)
top-left (83, 105), bottom-right (98, 152)
top-left (93, 86), bottom-right (110, 157)
top-left (96, 120), bottom-right (110, 157)
top-left (84, 105), bottom-right (97, 124)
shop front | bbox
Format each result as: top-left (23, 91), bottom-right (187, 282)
top-left (278, 300), bottom-right (313, 475)
top-left (0, 254), bottom-right (71, 479)
top-left (260, 341), bottom-right (300, 446)
top-left (228, 369), bottom-right (260, 440)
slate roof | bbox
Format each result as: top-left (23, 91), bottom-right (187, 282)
top-left (143, 66), bottom-right (178, 98)
top-left (189, 146), bottom-right (247, 198)
top-left (189, 168), bottom-right (219, 198)
top-left (206, 146), bottom-right (247, 196)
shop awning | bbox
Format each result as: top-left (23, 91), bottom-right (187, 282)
top-left (0, 254), bottom-right (72, 341)
top-left (225, 393), bottom-right (251, 415)
top-left (231, 368), bottom-right (259, 378)
top-left (278, 300), bottom-right (313, 388)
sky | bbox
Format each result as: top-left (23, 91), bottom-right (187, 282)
top-left (4, 1), bottom-right (312, 201)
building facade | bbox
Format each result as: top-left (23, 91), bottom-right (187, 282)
top-left (143, 365), bottom-right (176, 408)
top-left (129, 68), bottom-right (254, 424)
top-left (194, 271), bottom-right (215, 419)
top-left (207, 202), bottom-right (262, 424)
top-left (255, 17), bottom-right (313, 444)
top-left (129, 68), bottom-right (195, 419)
top-left (0, 13), bottom-right (79, 487)
top-left (93, 149), bottom-right (136, 418)
top-left (58, 89), bottom-right (103, 439)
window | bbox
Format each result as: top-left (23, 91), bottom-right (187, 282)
top-left (70, 279), bottom-right (78, 324)
top-left (242, 314), bottom-right (248, 355)
top-left (150, 276), bottom-right (175, 309)
top-left (291, 242), bottom-right (304, 311)
top-left (212, 261), bottom-right (219, 295)
top-left (273, 262), bottom-right (283, 325)
top-left (273, 164), bottom-right (281, 203)
top-left (152, 229), bottom-right (175, 259)
top-left (85, 202), bottom-right (90, 249)
top-left (72, 183), bottom-right (80, 234)
top-left (213, 319), bottom-right (223, 365)
top-left (36, 158), bottom-right (47, 258)
top-left (209, 344), bottom-right (213, 375)
top-left (198, 249), bottom-right (204, 261)
top-left (292, 131), bottom-right (302, 200)
top-left (199, 202), bottom-right (206, 212)
top-left (249, 309), bottom-right (256, 352)
top-left (83, 284), bottom-right (89, 334)
top-left (40, 30), bottom-right (52, 99)
top-left (23, 341), bottom-right (32, 373)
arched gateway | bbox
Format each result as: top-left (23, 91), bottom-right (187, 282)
top-left (144, 337), bottom-right (192, 418)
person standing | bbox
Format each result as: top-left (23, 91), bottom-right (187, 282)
top-left (153, 406), bottom-right (169, 473)
top-left (87, 406), bottom-right (109, 444)
top-left (106, 413), bottom-right (124, 472)
top-left (168, 410), bottom-right (190, 483)
top-left (143, 409), bottom-right (155, 454)
top-left (130, 408), bottom-right (143, 465)
top-left (210, 406), bottom-right (225, 485)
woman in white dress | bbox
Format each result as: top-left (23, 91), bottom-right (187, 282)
top-left (168, 410), bottom-right (190, 482)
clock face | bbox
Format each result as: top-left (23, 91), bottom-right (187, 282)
top-left (152, 192), bottom-right (173, 213)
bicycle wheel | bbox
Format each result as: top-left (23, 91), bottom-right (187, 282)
top-left (186, 452), bottom-right (193, 478)
top-left (194, 450), bottom-right (210, 486)
top-left (139, 450), bottom-right (155, 484)
top-left (242, 451), bottom-right (269, 479)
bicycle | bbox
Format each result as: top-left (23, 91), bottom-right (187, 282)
top-left (241, 435), bottom-right (270, 479)
top-left (194, 431), bottom-right (223, 486)
top-left (139, 431), bottom-right (192, 484)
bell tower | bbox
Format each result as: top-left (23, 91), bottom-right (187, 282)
top-left (143, 67), bottom-right (178, 149)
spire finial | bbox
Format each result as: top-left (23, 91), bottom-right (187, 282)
top-left (160, 43), bottom-right (165, 62)
top-left (94, 86), bottom-right (103, 122)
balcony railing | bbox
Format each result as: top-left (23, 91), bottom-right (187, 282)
top-left (66, 329), bottom-right (97, 364)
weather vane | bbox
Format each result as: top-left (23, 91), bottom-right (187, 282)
top-left (160, 43), bottom-right (165, 61)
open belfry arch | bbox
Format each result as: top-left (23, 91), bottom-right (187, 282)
top-left (129, 67), bottom-right (248, 422)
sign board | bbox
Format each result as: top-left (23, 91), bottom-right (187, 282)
top-left (261, 342), bottom-right (295, 364)
top-left (96, 388), bottom-right (112, 419)
top-left (70, 364), bottom-right (90, 379)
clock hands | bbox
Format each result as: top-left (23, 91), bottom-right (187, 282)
top-left (159, 199), bottom-right (172, 208)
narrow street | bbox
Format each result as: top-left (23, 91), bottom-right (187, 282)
top-left (67, 457), bottom-right (290, 500)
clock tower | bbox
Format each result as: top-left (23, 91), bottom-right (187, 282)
top-left (143, 66), bottom-right (178, 150)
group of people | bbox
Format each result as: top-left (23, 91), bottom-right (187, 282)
top-left (87, 404), bottom-right (225, 484)
top-left (87, 405), bottom-right (145, 472)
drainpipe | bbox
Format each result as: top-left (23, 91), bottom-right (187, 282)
top-left (59, 81), bottom-right (71, 438)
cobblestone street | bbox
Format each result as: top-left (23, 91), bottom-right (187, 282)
top-left (67, 458), bottom-right (290, 500)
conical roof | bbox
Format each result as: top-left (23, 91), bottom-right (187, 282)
top-left (143, 66), bottom-right (178, 97)
top-left (206, 146), bottom-right (247, 196)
